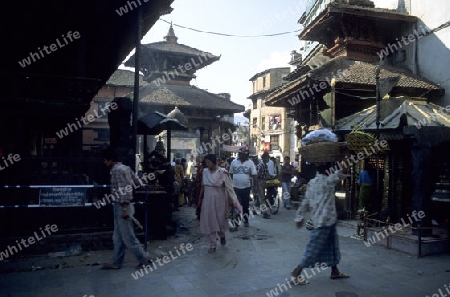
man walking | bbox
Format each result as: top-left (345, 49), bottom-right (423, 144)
top-left (228, 146), bottom-right (257, 230)
top-left (101, 148), bottom-right (151, 270)
top-left (187, 155), bottom-right (196, 179)
top-left (281, 156), bottom-right (295, 210)
top-left (291, 162), bottom-right (350, 284)
top-left (256, 152), bottom-right (277, 219)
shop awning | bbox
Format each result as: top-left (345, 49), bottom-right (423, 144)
top-left (137, 112), bottom-right (188, 135)
top-left (334, 98), bottom-right (450, 132)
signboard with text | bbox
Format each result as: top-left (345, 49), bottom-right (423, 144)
top-left (39, 187), bottom-right (86, 206)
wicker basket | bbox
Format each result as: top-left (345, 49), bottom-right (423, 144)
top-left (265, 179), bottom-right (281, 187)
top-left (298, 142), bottom-right (347, 163)
top-left (345, 130), bottom-right (389, 153)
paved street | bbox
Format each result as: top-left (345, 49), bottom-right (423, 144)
top-left (1, 204), bottom-right (449, 297)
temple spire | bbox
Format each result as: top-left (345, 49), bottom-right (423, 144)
top-left (397, 0), bottom-right (407, 12)
top-left (164, 23), bottom-right (178, 44)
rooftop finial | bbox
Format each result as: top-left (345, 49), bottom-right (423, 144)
top-left (397, 0), bottom-right (407, 12)
top-left (164, 23), bottom-right (178, 44)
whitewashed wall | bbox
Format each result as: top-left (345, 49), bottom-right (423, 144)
top-left (372, 0), bottom-right (450, 105)
top-left (371, 0), bottom-right (398, 10)
top-left (410, 0), bottom-right (450, 106)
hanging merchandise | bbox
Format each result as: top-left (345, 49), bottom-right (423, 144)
top-left (345, 127), bottom-right (389, 153)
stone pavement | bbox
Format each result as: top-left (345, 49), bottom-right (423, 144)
top-left (1, 204), bottom-right (450, 297)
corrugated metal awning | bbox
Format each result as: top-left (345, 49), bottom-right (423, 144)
top-left (335, 98), bottom-right (450, 133)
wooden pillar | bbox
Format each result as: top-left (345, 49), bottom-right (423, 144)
top-left (411, 145), bottom-right (432, 230)
top-left (108, 97), bottom-right (133, 167)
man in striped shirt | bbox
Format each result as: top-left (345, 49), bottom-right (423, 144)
top-left (101, 148), bottom-right (151, 270)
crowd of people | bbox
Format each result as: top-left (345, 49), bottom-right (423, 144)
top-left (185, 147), bottom-right (308, 252)
top-left (99, 143), bottom-right (350, 285)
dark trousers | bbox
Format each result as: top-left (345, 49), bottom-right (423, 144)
top-left (234, 187), bottom-right (250, 224)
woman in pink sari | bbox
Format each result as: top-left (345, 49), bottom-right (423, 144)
top-left (199, 154), bottom-right (241, 253)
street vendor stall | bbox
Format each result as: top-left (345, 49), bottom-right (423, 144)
top-left (136, 111), bottom-right (187, 242)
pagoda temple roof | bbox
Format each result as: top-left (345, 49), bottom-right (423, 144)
top-left (125, 25), bottom-right (220, 70)
top-left (326, 2), bottom-right (416, 21)
top-left (310, 57), bottom-right (441, 90)
top-left (106, 69), bottom-right (148, 87)
top-left (266, 56), bottom-right (444, 107)
top-left (141, 42), bottom-right (220, 60)
top-left (125, 43), bottom-right (221, 71)
top-left (136, 84), bottom-right (244, 117)
top-left (299, 2), bottom-right (417, 41)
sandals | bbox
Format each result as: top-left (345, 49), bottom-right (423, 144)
top-left (291, 265), bottom-right (302, 278)
top-left (330, 272), bottom-right (350, 279)
top-left (208, 247), bottom-right (216, 253)
top-left (290, 265), bottom-right (309, 285)
top-left (101, 263), bottom-right (120, 270)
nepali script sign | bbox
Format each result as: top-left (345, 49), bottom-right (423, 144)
top-left (39, 187), bottom-right (86, 206)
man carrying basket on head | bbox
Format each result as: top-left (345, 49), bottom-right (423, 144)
top-left (290, 129), bottom-right (350, 285)
top-left (256, 152), bottom-right (277, 219)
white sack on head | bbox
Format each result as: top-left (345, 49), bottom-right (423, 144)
top-left (301, 129), bottom-right (338, 146)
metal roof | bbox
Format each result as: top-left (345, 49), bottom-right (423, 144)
top-left (334, 98), bottom-right (450, 132)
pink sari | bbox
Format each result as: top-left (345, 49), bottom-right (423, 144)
top-left (200, 168), bottom-right (242, 235)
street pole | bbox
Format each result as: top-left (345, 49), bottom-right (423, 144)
top-left (132, 9), bottom-right (142, 163)
top-left (374, 66), bottom-right (381, 211)
top-left (218, 125), bottom-right (221, 159)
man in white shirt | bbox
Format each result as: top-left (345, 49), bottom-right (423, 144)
top-left (229, 146), bottom-right (257, 229)
top-left (292, 158), bottom-right (299, 171)
top-left (266, 155), bottom-right (277, 179)
top-left (186, 155), bottom-right (196, 179)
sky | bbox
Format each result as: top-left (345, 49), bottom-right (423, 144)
top-left (120, 0), bottom-right (308, 124)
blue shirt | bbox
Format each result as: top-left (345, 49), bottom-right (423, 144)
top-left (358, 170), bottom-right (373, 185)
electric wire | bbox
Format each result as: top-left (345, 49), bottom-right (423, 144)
top-left (160, 18), bottom-right (302, 37)
top-left (419, 77), bottom-right (450, 98)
